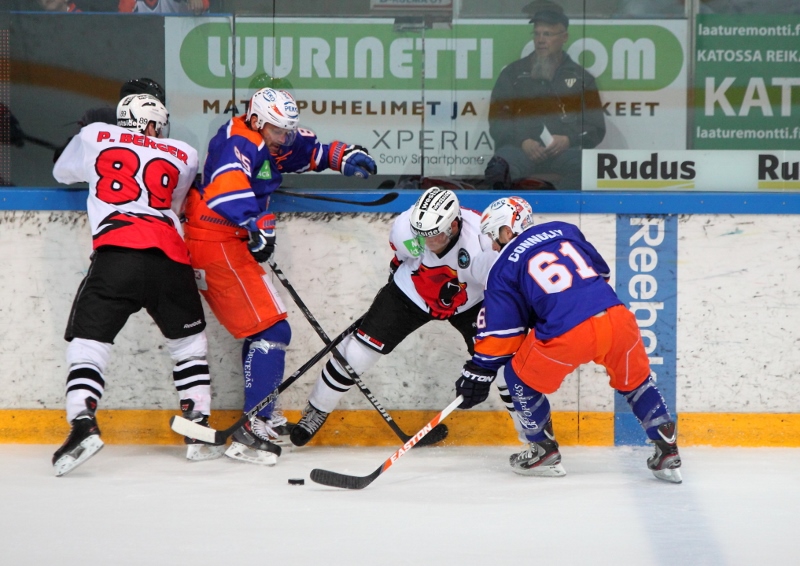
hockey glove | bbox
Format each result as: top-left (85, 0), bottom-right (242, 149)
top-left (456, 360), bottom-right (497, 409)
top-left (243, 212), bottom-right (276, 263)
top-left (328, 141), bottom-right (378, 179)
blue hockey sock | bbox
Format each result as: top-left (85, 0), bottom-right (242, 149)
top-left (503, 362), bottom-right (552, 443)
top-left (618, 377), bottom-right (673, 441)
top-left (241, 320), bottom-right (291, 419)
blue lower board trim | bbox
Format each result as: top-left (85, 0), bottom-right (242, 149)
top-left (4, 188), bottom-right (800, 214)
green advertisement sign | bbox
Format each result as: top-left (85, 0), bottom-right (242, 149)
top-left (179, 21), bottom-right (682, 92)
top-left (694, 15), bottom-right (800, 149)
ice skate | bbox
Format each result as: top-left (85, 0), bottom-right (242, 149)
top-left (225, 415), bottom-right (282, 465)
top-left (52, 402), bottom-right (104, 477)
top-left (509, 439), bottom-right (566, 477)
top-left (647, 422), bottom-right (682, 484)
top-left (289, 402), bottom-right (329, 447)
top-left (509, 419), bottom-right (565, 477)
top-left (181, 401), bottom-right (226, 461)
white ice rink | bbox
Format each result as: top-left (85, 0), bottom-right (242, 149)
top-left (2, 444), bottom-right (798, 565)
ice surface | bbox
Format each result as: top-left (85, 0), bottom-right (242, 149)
top-left (2, 444), bottom-right (798, 565)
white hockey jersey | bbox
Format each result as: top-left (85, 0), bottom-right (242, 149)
top-left (53, 122), bottom-right (199, 265)
top-left (390, 207), bottom-right (497, 319)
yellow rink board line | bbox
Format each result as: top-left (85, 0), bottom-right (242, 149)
top-left (0, 410), bottom-right (798, 447)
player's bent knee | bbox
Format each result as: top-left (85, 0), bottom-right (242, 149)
top-left (247, 319), bottom-right (292, 348)
top-left (166, 332), bottom-right (208, 361)
top-left (66, 338), bottom-right (112, 374)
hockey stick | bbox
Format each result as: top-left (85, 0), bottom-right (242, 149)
top-left (267, 260), bottom-right (449, 447)
top-left (275, 189), bottom-right (399, 207)
top-left (170, 316), bottom-right (363, 444)
top-left (310, 395), bottom-right (463, 490)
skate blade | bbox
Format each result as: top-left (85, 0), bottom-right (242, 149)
top-left (512, 462), bottom-right (567, 477)
top-left (186, 443), bottom-right (227, 462)
top-left (224, 442), bottom-right (278, 466)
top-left (652, 467), bottom-right (683, 484)
top-left (54, 435), bottom-right (104, 477)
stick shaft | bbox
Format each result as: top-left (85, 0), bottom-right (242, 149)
top-left (310, 396), bottom-right (463, 490)
top-left (275, 190), bottom-right (398, 206)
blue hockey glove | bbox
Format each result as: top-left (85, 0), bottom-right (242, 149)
top-left (456, 360), bottom-right (497, 409)
top-left (243, 212), bottom-right (276, 263)
top-left (329, 141), bottom-right (377, 179)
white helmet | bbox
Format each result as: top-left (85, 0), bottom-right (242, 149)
top-left (480, 196), bottom-right (534, 242)
top-left (117, 94), bottom-right (169, 137)
top-left (248, 88), bottom-right (299, 145)
top-left (409, 187), bottom-right (461, 238)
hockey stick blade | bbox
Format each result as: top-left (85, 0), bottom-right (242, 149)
top-left (170, 316), bottom-right (363, 444)
top-left (413, 423), bottom-right (448, 447)
top-left (170, 414), bottom-right (217, 444)
top-left (310, 395), bottom-right (463, 490)
top-left (275, 189), bottom-right (398, 207)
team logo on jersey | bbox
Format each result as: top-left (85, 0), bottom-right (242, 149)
top-left (412, 264), bottom-right (468, 320)
top-left (458, 248), bottom-right (470, 268)
top-left (403, 236), bottom-right (424, 257)
top-left (256, 161), bottom-right (272, 180)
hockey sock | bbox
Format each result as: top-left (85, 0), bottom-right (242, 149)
top-left (618, 377), bottom-right (673, 441)
top-left (503, 362), bottom-right (552, 443)
top-left (494, 366), bottom-right (526, 442)
top-left (65, 338), bottom-right (110, 422)
top-left (167, 333), bottom-right (211, 415)
top-left (242, 320), bottom-right (291, 419)
top-left (308, 334), bottom-right (381, 413)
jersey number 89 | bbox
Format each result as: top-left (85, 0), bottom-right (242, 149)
top-left (95, 147), bottom-right (180, 210)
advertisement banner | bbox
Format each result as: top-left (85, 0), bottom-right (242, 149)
top-left (614, 214), bottom-right (677, 445)
top-left (582, 149), bottom-right (800, 191)
top-left (165, 18), bottom-right (687, 176)
top-left (694, 14), bottom-right (800, 150)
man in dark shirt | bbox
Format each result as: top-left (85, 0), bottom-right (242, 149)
top-left (486, 9), bottom-right (606, 190)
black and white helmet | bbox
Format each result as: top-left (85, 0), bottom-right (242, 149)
top-left (117, 94), bottom-right (169, 137)
top-left (409, 187), bottom-right (461, 238)
top-left (480, 196), bottom-right (534, 242)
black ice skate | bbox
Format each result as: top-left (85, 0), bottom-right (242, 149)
top-left (647, 421), bottom-right (682, 484)
top-left (509, 419), bottom-right (566, 477)
top-left (181, 400), bottom-right (226, 462)
top-left (52, 399), bottom-right (104, 477)
top-left (290, 402), bottom-right (329, 447)
top-left (225, 415), bottom-right (282, 466)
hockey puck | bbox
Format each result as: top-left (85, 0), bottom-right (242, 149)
top-left (288, 478), bottom-right (305, 485)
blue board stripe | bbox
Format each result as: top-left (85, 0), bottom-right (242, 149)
top-left (3, 188), bottom-right (800, 214)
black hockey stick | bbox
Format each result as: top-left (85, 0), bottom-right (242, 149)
top-left (310, 395), bottom-right (463, 490)
top-left (170, 316), bottom-right (363, 444)
top-left (267, 260), bottom-right (448, 447)
top-left (275, 189), bottom-right (399, 207)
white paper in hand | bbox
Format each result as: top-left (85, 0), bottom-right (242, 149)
top-left (540, 125), bottom-right (554, 147)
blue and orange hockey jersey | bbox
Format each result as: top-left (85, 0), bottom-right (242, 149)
top-left (473, 221), bottom-right (622, 372)
top-left (186, 116), bottom-right (339, 233)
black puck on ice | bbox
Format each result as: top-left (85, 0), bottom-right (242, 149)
top-left (288, 478), bottom-right (305, 485)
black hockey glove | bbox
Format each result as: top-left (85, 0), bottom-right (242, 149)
top-left (243, 212), bottom-right (276, 263)
top-left (456, 360), bottom-right (497, 409)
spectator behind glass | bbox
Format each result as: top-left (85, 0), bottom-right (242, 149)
top-left (118, 0), bottom-right (209, 14)
top-left (485, 3), bottom-right (606, 191)
top-left (37, 0), bottom-right (82, 11)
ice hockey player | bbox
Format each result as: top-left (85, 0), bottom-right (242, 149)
top-left (454, 196), bottom-right (682, 483)
top-left (290, 187), bottom-right (525, 447)
top-left (183, 87), bottom-right (377, 465)
top-left (52, 93), bottom-right (223, 476)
